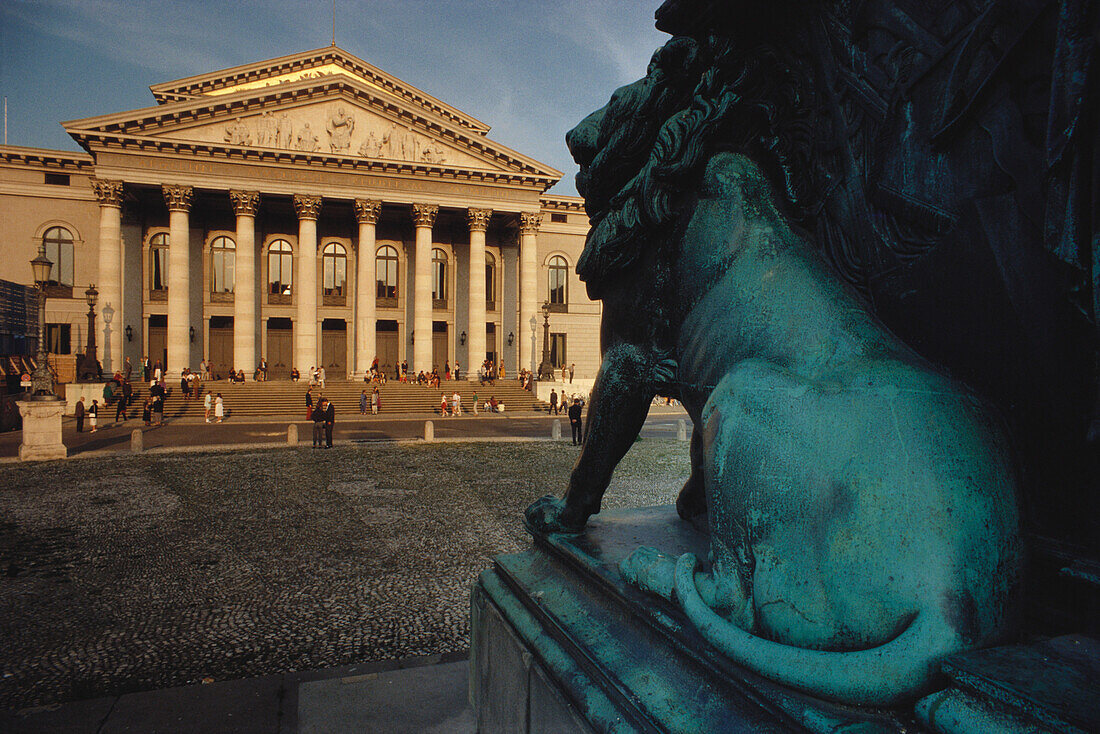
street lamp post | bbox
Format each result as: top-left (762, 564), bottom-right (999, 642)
top-left (538, 300), bottom-right (554, 382)
top-left (79, 284), bottom-right (100, 381)
top-left (28, 245), bottom-right (59, 400)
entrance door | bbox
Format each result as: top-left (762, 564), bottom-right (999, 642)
top-left (148, 316), bottom-right (167, 372)
top-left (209, 316), bottom-right (233, 376)
top-left (321, 319), bottom-right (347, 379)
top-left (486, 322), bottom-right (497, 370)
top-left (267, 318), bottom-right (293, 379)
top-left (376, 320), bottom-right (399, 377)
top-left (432, 321), bottom-right (448, 372)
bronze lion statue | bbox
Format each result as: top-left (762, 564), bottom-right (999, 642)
top-left (525, 23), bottom-right (1032, 707)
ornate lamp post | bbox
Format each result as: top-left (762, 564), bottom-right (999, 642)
top-left (538, 300), bottom-right (554, 381)
top-left (79, 284), bottom-right (100, 381)
top-left (28, 245), bottom-right (59, 400)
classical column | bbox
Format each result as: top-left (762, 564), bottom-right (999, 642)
top-left (518, 211), bottom-right (542, 374)
top-left (354, 199), bottom-right (382, 376)
top-left (230, 190), bottom-right (260, 373)
top-left (91, 178), bottom-right (124, 375)
top-left (163, 184), bottom-right (193, 376)
top-left (294, 194), bottom-right (322, 375)
top-left (411, 203), bottom-right (438, 373)
top-left (467, 208), bottom-right (492, 378)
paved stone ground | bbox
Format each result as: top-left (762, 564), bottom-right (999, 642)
top-left (0, 439), bottom-right (689, 712)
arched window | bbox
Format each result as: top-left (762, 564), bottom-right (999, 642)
top-left (268, 240), bottom-right (293, 295)
top-left (485, 252), bottom-right (496, 306)
top-left (322, 243), bottom-right (347, 296)
top-left (376, 245), bottom-right (398, 299)
top-left (431, 248), bottom-right (447, 302)
top-left (211, 236), bottom-right (235, 293)
top-left (548, 255), bottom-right (568, 306)
top-left (42, 227), bottom-right (74, 287)
top-left (150, 232), bottom-right (169, 291)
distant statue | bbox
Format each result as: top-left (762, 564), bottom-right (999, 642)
top-left (223, 117), bottom-right (251, 146)
top-left (327, 106), bottom-right (355, 152)
top-left (296, 122), bottom-right (319, 152)
top-left (275, 113), bottom-right (291, 149)
top-left (358, 131), bottom-right (381, 157)
top-left (526, 0), bottom-right (1098, 705)
top-left (257, 111), bottom-right (277, 147)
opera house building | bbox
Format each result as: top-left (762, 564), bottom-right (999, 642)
top-left (0, 46), bottom-right (597, 381)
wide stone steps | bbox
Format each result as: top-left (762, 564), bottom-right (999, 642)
top-left (157, 380), bottom-right (548, 419)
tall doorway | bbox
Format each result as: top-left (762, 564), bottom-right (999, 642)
top-left (376, 320), bottom-right (399, 377)
top-left (321, 318), bottom-right (347, 379)
top-left (209, 316), bottom-right (233, 377)
top-left (432, 321), bottom-right (448, 372)
top-left (266, 318), bottom-right (293, 379)
top-left (486, 322), bottom-right (497, 369)
top-left (148, 315), bottom-right (167, 372)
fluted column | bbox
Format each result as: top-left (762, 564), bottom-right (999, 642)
top-left (411, 204), bottom-right (438, 373)
top-left (163, 184), bottom-right (193, 376)
top-left (518, 211), bottom-right (542, 374)
top-left (91, 179), bottom-right (124, 374)
top-left (229, 191), bottom-right (260, 374)
top-left (467, 208), bottom-right (492, 378)
top-left (294, 194), bottom-right (322, 375)
top-left (354, 199), bottom-right (382, 377)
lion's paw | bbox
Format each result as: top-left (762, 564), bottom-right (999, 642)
top-left (620, 546), bottom-right (678, 601)
top-left (524, 495), bottom-right (586, 535)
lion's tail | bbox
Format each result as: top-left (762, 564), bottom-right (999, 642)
top-left (674, 554), bottom-right (955, 707)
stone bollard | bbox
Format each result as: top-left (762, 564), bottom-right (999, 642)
top-left (552, 419), bottom-right (562, 440)
top-left (677, 419), bottom-right (688, 441)
top-left (287, 424), bottom-right (298, 445)
top-left (131, 429), bottom-right (143, 452)
top-left (424, 420), bottom-right (434, 442)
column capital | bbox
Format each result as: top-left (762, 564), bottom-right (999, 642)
top-left (162, 184), bottom-right (194, 212)
top-left (466, 208), bottom-right (493, 232)
top-left (90, 178), bottom-right (124, 207)
top-left (293, 194), bottom-right (323, 220)
top-left (354, 198), bottom-right (382, 225)
top-left (519, 211), bottom-right (543, 234)
top-left (411, 203), bottom-right (439, 228)
top-left (230, 190), bottom-right (260, 216)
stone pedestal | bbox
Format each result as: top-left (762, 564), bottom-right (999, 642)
top-left (471, 507), bottom-right (915, 733)
top-left (17, 399), bottom-right (68, 461)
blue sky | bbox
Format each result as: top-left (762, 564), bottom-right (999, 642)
top-left (0, 1), bottom-right (669, 197)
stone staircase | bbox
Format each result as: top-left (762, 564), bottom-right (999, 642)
top-left (159, 379), bottom-right (548, 419)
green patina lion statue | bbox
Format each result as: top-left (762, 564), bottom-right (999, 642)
top-left (525, 33), bottom-right (1023, 707)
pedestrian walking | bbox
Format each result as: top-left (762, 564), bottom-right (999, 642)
top-left (259, 357), bottom-right (267, 382)
top-left (549, 389), bottom-right (559, 415)
top-left (569, 397), bottom-right (583, 445)
top-left (124, 357), bottom-right (133, 383)
top-left (472, 390), bottom-right (478, 416)
top-left (360, 390), bottom-right (368, 415)
top-left (569, 363), bottom-right (575, 383)
top-left (305, 387), bottom-right (314, 419)
top-left (115, 390), bottom-right (128, 422)
top-left (152, 394), bottom-right (164, 426)
top-left (89, 399), bottom-right (99, 432)
top-left (74, 396), bottom-right (85, 432)
top-left (204, 391), bottom-right (213, 422)
top-left (318, 365), bottom-right (326, 388)
top-left (452, 390), bottom-right (462, 416)
top-left (142, 397), bottom-right (152, 425)
top-left (214, 393), bottom-right (224, 423)
top-left (322, 398), bottom-right (335, 448)
top-left (371, 386), bottom-right (380, 414)
top-left (454, 361), bottom-right (461, 381)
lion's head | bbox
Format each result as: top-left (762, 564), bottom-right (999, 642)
top-left (567, 34), bottom-right (811, 301)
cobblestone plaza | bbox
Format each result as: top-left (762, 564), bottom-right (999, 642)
top-left (0, 439), bottom-right (689, 711)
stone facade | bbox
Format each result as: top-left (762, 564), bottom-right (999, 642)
top-left (0, 47), bottom-right (597, 380)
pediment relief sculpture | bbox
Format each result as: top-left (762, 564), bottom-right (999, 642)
top-left (166, 101), bottom-right (474, 166)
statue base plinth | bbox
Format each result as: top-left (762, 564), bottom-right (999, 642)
top-left (17, 399), bottom-right (68, 462)
top-left (470, 506), bottom-right (913, 733)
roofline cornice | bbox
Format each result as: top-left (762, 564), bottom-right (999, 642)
top-left (62, 79), bottom-right (561, 180)
top-left (147, 46), bottom-right (490, 134)
top-left (0, 144), bottom-right (95, 171)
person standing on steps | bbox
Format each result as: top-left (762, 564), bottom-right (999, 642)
top-left (371, 386), bottom-right (380, 415)
top-left (549, 388), bottom-right (559, 415)
top-left (360, 390), bottom-right (368, 415)
top-left (214, 393), bottom-right (224, 423)
top-left (204, 391), bottom-right (213, 423)
top-left (74, 396), bottom-right (86, 432)
top-left (305, 386), bottom-right (314, 419)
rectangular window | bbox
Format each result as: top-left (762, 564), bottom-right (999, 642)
top-left (550, 212), bottom-right (568, 223)
top-left (45, 323), bottom-right (71, 354)
top-left (151, 249), bottom-right (168, 290)
top-left (377, 260), bottom-right (397, 298)
top-left (44, 173), bottom-right (70, 186)
top-left (549, 333), bottom-right (566, 368)
top-left (324, 256), bottom-right (346, 296)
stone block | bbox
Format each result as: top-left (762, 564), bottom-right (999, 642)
top-left (287, 424), bottom-right (298, 444)
top-left (17, 399), bottom-right (68, 462)
top-left (424, 420), bottom-right (434, 442)
top-left (551, 419), bottom-right (561, 440)
top-left (131, 430), bottom-right (143, 452)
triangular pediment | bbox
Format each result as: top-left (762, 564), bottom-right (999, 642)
top-left (62, 51), bottom-right (558, 187)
